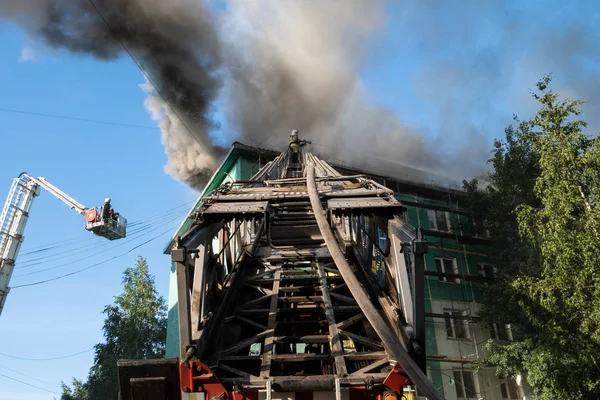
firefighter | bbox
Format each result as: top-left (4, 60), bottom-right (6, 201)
top-left (288, 130), bottom-right (310, 163)
top-left (102, 198), bottom-right (120, 221)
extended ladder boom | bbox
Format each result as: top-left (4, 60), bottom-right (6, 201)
top-left (26, 175), bottom-right (88, 215)
top-left (0, 174), bottom-right (39, 315)
top-left (0, 173), bottom-right (126, 317)
top-left (116, 133), bottom-right (445, 400)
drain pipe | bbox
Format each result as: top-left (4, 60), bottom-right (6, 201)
top-left (306, 164), bottom-right (445, 400)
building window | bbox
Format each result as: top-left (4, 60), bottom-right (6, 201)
top-left (427, 209), bottom-right (451, 232)
top-left (453, 370), bottom-right (478, 399)
top-left (477, 263), bottom-right (496, 279)
top-left (472, 220), bottom-right (490, 238)
top-left (500, 378), bottom-right (520, 399)
top-left (490, 323), bottom-right (513, 341)
top-left (444, 309), bottom-right (470, 339)
top-left (435, 257), bottom-right (460, 283)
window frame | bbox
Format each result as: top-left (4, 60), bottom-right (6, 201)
top-left (427, 209), bottom-right (452, 232)
top-left (435, 257), bottom-right (460, 284)
top-left (476, 263), bottom-right (497, 279)
top-left (452, 369), bottom-right (479, 399)
top-left (443, 308), bottom-right (470, 339)
top-left (500, 377), bottom-right (520, 399)
top-left (490, 323), bottom-right (513, 341)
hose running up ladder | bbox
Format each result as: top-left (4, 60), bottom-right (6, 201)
top-left (306, 164), bottom-right (445, 400)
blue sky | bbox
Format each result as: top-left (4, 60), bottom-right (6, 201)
top-left (0, 24), bottom-right (197, 400)
top-left (0, 0), bottom-right (599, 398)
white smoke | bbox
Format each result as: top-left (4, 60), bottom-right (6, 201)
top-left (220, 0), bottom-right (441, 182)
top-left (142, 82), bottom-right (222, 189)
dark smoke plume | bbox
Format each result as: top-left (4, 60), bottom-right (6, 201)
top-left (3, 0), bottom-right (598, 189)
top-left (1, 0), bottom-right (226, 189)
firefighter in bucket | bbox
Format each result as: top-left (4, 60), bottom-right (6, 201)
top-left (102, 198), bottom-right (120, 222)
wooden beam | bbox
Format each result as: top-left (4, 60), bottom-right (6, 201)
top-left (339, 330), bottom-right (384, 351)
top-left (349, 358), bottom-right (391, 377)
top-left (260, 269), bottom-right (281, 378)
top-left (329, 283), bottom-right (347, 293)
top-left (279, 295), bottom-right (323, 303)
top-left (344, 351), bottom-right (387, 361)
top-left (318, 262), bottom-right (347, 376)
top-left (243, 283), bottom-right (273, 295)
top-left (175, 261), bottom-right (191, 360)
top-left (279, 286), bottom-right (322, 293)
top-left (190, 244), bottom-right (207, 341)
top-left (217, 362), bottom-right (257, 378)
top-left (235, 315), bottom-right (268, 331)
top-left (222, 331), bottom-right (268, 356)
top-left (336, 313), bottom-right (365, 330)
top-left (195, 221), bottom-right (266, 359)
top-left (330, 292), bottom-right (358, 306)
top-left (239, 294), bottom-right (272, 310)
top-left (248, 268), bottom-right (280, 282)
top-left (219, 355), bottom-right (262, 362)
top-left (272, 353), bottom-right (331, 362)
top-left (273, 335), bottom-right (329, 344)
top-left (322, 266), bottom-right (340, 275)
top-left (281, 269), bottom-right (317, 275)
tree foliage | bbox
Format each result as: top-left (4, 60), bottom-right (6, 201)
top-left (464, 74), bottom-right (600, 399)
top-left (61, 256), bottom-right (167, 400)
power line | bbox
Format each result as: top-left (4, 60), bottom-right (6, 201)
top-left (0, 372), bottom-right (60, 395)
top-left (0, 365), bottom-right (57, 386)
top-left (12, 225), bottom-right (175, 288)
top-left (14, 214), bottom-right (183, 277)
top-left (16, 210), bottom-right (188, 271)
top-left (86, 0), bottom-right (206, 149)
top-left (18, 200), bottom-right (194, 257)
top-left (0, 348), bottom-right (93, 361)
top-left (0, 107), bottom-right (158, 130)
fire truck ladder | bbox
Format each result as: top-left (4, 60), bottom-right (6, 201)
top-left (118, 146), bottom-right (445, 400)
top-left (0, 173), bottom-right (126, 316)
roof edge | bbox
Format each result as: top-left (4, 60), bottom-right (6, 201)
top-left (162, 145), bottom-right (238, 254)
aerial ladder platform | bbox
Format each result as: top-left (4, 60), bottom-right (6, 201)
top-left (118, 137), bottom-right (445, 400)
top-left (0, 173), bottom-right (127, 316)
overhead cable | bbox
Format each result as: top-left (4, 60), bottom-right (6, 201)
top-left (18, 200), bottom-right (194, 256)
top-left (14, 213), bottom-right (184, 277)
top-left (11, 225), bottom-right (175, 288)
top-left (0, 348), bottom-right (93, 361)
top-left (16, 210), bottom-right (188, 270)
top-left (86, 0), bottom-right (206, 149)
top-left (0, 365), bottom-right (56, 386)
top-left (0, 107), bottom-right (158, 130)
top-left (0, 372), bottom-right (60, 395)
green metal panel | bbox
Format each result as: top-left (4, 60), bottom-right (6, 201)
top-left (396, 193), bottom-right (488, 305)
top-left (425, 361), bottom-right (445, 396)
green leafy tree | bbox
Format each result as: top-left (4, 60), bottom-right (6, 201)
top-left (62, 256), bottom-right (167, 400)
top-left (61, 379), bottom-right (88, 400)
top-left (464, 74), bottom-right (600, 399)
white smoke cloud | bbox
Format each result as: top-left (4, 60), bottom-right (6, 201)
top-left (220, 0), bottom-right (443, 182)
top-left (142, 81), bottom-right (222, 189)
